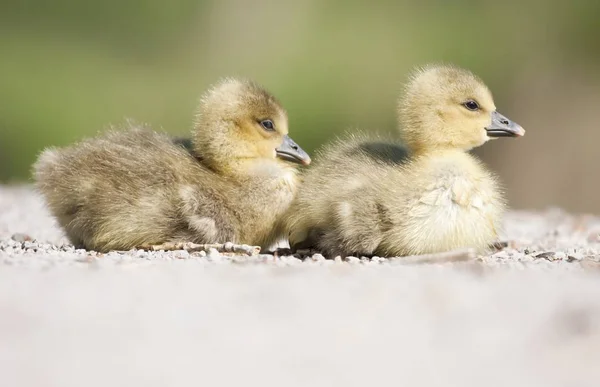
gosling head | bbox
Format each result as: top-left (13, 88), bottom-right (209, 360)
top-left (398, 64), bottom-right (525, 153)
top-left (192, 78), bottom-right (311, 176)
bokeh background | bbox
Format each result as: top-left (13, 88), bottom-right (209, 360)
top-left (1, 0), bottom-right (599, 212)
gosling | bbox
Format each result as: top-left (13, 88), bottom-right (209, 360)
top-left (34, 78), bottom-right (311, 253)
top-left (281, 64), bottom-right (524, 258)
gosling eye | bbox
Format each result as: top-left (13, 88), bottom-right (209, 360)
top-left (259, 119), bottom-right (276, 132)
top-left (462, 100), bottom-right (480, 111)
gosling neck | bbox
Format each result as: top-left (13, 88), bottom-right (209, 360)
top-left (213, 157), bottom-right (298, 184)
top-left (408, 143), bottom-right (467, 157)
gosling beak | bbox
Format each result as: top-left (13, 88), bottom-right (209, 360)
top-left (486, 111), bottom-right (525, 138)
top-left (276, 135), bottom-right (311, 165)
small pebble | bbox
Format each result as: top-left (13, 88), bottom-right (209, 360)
top-left (23, 241), bottom-right (37, 250)
top-left (135, 250), bottom-right (148, 258)
top-left (345, 256), bottom-right (360, 264)
top-left (174, 250), bottom-right (190, 259)
top-left (207, 248), bottom-right (222, 261)
top-left (554, 252), bottom-right (566, 260)
top-left (492, 251), bottom-right (510, 259)
top-left (12, 233), bottom-right (32, 243)
top-left (191, 250), bottom-right (207, 258)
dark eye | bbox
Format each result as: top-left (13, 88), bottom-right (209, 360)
top-left (463, 100), bottom-right (480, 111)
top-left (259, 119), bottom-right (275, 131)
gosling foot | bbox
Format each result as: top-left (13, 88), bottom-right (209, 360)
top-left (398, 248), bottom-right (477, 265)
top-left (145, 241), bottom-right (261, 256)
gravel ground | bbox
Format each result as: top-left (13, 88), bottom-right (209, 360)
top-left (2, 185), bottom-right (600, 387)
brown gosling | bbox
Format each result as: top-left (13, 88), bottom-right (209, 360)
top-left (33, 78), bottom-right (311, 254)
top-left (280, 64), bottom-right (525, 258)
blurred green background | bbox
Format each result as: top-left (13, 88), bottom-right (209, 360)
top-left (1, 0), bottom-right (599, 212)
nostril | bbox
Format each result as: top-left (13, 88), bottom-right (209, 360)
top-left (501, 119), bottom-right (509, 125)
top-left (292, 145), bottom-right (299, 150)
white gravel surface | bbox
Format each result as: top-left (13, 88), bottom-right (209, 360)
top-left (2, 185), bottom-right (600, 387)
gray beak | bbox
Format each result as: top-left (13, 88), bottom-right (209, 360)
top-left (276, 135), bottom-right (311, 165)
top-left (486, 111), bottom-right (526, 138)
